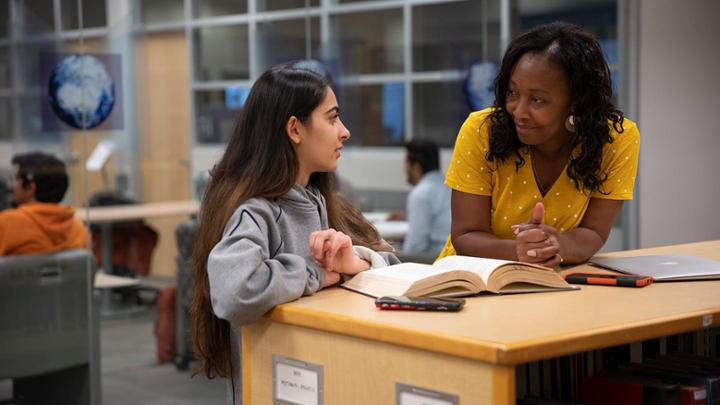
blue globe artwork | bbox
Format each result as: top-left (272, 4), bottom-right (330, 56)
top-left (465, 61), bottom-right (499, 111)
top-left (48, 54), bottom-right (115, 130)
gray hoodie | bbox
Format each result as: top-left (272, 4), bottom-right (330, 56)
top-left (207, 184), bottom-right (398, 404)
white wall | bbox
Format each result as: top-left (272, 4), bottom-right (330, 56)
top-left (191, 144), bottom-right (452, 195)
top-left (637, 0), bottom-right (720, 247)
top-left (337, 147), bottom-right (453, 192)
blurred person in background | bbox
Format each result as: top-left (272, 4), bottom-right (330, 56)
top-left (400, 139), bottom-right (451, 257)
top-left (0, 152), bottom-right (87, 255)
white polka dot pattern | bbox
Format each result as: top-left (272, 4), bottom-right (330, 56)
top-left (439, 108), bottom-right (640, 255)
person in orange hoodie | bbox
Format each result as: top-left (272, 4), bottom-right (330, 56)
top-left (0, 152), bottom-right (88, 255)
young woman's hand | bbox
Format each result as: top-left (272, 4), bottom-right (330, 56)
top-left (321, 269), bottom-right (341, 288)
top-left (309, 229), bottom-right (370, 275)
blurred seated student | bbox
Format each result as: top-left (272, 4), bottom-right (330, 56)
top-left (0, 152), bottom-right (88, 255)
top-left (397, 139), bottom-right (451, 256)
top-left (438, 22), bottom-right (640, 267)
top-left (191, 63), bottom-right (398, 401)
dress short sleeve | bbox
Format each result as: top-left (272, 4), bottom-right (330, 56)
top-left (444, 110), bottom-right (494, 196)
top-left (592, 120), bottom-right (640, 200)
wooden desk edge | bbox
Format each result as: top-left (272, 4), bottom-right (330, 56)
top-left (265, 305), bottom-right (507, 364)
top-left (74, 200), bottom-right (199, 223)
top-left (266, 302), bottom-right (720, 367)
top-left (500, 307), bottom-right (720, 364)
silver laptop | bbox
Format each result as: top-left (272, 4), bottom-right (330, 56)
top-left (590, 254), bottom-right (720, 281)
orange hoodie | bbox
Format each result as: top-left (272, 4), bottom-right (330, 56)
top-left (0, 203), bottom-right (89, 256)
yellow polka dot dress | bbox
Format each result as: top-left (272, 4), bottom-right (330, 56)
top-left (438, 108), bottom-right (640, 259)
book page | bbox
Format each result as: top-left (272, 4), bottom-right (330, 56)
top-left (359, 263), bottom-right (450, 281)
top-left (341, 263), bottom-right (439, 298)
top-left (432, 255), bottom-right (514, 284)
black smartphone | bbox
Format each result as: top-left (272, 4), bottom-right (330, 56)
top-left (375, 296), bottom-right (466, 312)
top-left (564, 273), bottom-right (653, 287)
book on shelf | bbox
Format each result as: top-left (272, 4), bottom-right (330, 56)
top-left (341, 255), bottom-right (578, 298)
top-left (620, 363), bottom-right (720, 405)
top-left (580, 373), bottom-right (707, 405)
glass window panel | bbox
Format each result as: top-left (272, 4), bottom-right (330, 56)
top-left (60, 0), bottom-right (107, 30)
top-left (336, 83), bottom-right (404, 147)
top-left (22, 0), bottom-right (55, 35)
top-left (330, 9), bottom-right (403, 75)
top-left (517, 0), bottom-right (618, 95)
top-left (518, 0), bottom-right (617, 39)
top-left (256, 17), bottom-right (320, 72)
top-left (336, 0), bottom-right (386, 3)
top-left (413, 1), bottom-right (500, 72)
top-left (139, 0), bottom-right (184, 24)
top-left (195, 0), bottom-right (247, 18)
top-left (0, 47), bottom-right (8, 89)
top-left (0, 2), bottom-right (9, 38)
top-left (257, 0), bottom-right (319, 12)
top-left (0, 97), bottom-right (11, 140)
top-left (194, 25), bottom-right (249, 81)
top-left (413, 81), bottom-right (470, 148)
top-left (17, 42), bottom-right (57, 93)
top-left (17, 93), bottom-right (61, 141)
top-left (195, 89), bottom-right (242, 144)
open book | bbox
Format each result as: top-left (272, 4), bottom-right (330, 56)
top-left (341, 255), bottom-right (578, 298)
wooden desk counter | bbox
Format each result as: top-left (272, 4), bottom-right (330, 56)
top-left (75, 200), bottom-right (199, 223)
top-left (242, 240), bottom-right (720, 404)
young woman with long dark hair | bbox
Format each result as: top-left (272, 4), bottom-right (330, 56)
top-left (190, 64), bottom-right (397, 402)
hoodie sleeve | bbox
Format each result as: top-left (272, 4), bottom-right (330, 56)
top-left (353, 245), bottom-right (400, 267)
top-left (0, 215), bottom-right (7, 255)
top-left (0, 211), bottom-right (23, 255)
top-left (207, 201), bottom-right (324, 326)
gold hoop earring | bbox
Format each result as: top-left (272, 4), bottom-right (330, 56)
top-left (565, 115), bottom-right (576, 133)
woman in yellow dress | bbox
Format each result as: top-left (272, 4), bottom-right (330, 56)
top-left (439, 22), bottom-right (640, 267)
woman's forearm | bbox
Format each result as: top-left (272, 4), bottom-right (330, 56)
top-left (557, 227), bottom-right (605, 264)
top-left (452, 231), bottom-right (519, 260)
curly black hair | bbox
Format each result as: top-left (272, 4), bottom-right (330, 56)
top-left (487, 21), bottom-right (624, 194)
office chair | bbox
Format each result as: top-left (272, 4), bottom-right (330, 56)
top-left (0, 249), bottom-right (100, 405)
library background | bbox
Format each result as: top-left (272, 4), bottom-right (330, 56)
top-left (0, 0), bottom-right (630, 255)
top-left (1, 0), bottom-right (718, 404)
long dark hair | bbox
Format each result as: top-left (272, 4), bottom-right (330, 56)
top-left (488, 22), bottom-right (624, 193)
top-left (191, 64), bottom-right (389, 379)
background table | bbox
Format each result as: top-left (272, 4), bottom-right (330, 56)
top-left (76, 200), bottom-right (198, 316)
top-left (363, 211), bottom-right (408, 242)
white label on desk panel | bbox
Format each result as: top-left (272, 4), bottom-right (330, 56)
top-left (272, 355), bottom-right (323, 405)
top-left (703, 314), bottom-right (713, 327)
top-left (396, 383), bottom-right (458, 405)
